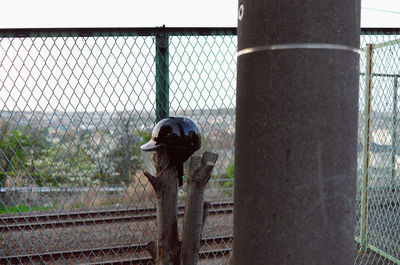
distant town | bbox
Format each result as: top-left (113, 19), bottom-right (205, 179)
top-left (4, 107), bottom-right (397, 179)
top-left (0, 108), bottom-right (236, 175)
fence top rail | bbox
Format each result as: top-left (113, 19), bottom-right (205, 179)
top-left (361, 28), bottom-right (400, 35)
top-left (0, 27), bottom-right (399, 38)
top-left (0, 27), bottom-right (237, 38)
top-left (0, 27), bottom-right (399, 39)
top-left (0, 27), bottom-right (399, 37)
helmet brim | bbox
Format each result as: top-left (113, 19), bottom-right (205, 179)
top-left (141, 140), bottom-right (165, 151)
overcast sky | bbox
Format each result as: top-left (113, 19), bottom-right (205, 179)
top-left (1, 0), bottom-right (400, 113)
top-left (0, 0), bottom-right (400, 28)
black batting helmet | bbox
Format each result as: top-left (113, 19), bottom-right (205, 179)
top-left (141, 116), bottom-right (201, 164)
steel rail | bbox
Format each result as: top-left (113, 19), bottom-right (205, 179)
top-left (88, 257), bottom-right (154, 265)
top-left (85, 249), bottom-right (232, 265)
top-left (1, 201), bottom-right (233, 224)
top-left (0, 201), bottom-right (233, 232)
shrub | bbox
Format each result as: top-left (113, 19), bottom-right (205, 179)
top-left (217, 163), bottom-right (234, 197)
top-left (222, 163), bottom-right (234, 189)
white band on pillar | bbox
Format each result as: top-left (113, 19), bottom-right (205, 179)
top-left (237, 43), bottom-right (361, 57)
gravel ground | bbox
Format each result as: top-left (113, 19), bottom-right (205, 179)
top-left (3, 212), bottom-right (395, 265)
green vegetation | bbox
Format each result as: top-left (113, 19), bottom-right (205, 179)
top-left (0, 204), bottom-right (51, 214)
top-left (30, 143), bottom-right (97, 186)
top-left (134, 130), bottom-right (151, 143)
top-left (0, 123), bottom-right (49, 176)
top-left (0, 117), bottom-right (153, 188)
top-left (0, 116), bottom-right (222, 191)
top-left (218, 163), bottom-right (234, 196)
top-left (222, 163), bottom-right (234, 189)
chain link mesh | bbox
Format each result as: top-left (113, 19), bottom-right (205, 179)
top-left (1, 28), bottom-right (400, 264)
top-left (0, 29), bottom-right (236, 264)
top-left (356, 30), bottom-right (400, 265)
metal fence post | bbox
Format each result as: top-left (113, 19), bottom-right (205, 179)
top-left (392, 77), bottom-right (398, 188)
top-left (155, 29), bottom-right (169, 122)
top-left (360, 44), bottom-right (373, 252)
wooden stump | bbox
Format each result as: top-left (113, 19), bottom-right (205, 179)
top-left (144, 149), bottom-right (218, 265)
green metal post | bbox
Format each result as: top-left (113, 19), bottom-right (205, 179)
top-left (155, 31), bottom-right (169, 122)
top-left (360, 44), bottom-right (373, 252)
top-left (392, 77), bottom-right (398, 188)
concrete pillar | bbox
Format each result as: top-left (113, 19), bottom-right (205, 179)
top-left (233, 1), bottom-right (361, 264)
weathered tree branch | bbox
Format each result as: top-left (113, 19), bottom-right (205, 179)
top-left (180, 151), bottom-right (218, 265)
top-left (201, 199), bottom-right (211, 240)
top-left (144, 150), bottom-right (218, 265)
top-left (144, 148), bottom-right (180, 265)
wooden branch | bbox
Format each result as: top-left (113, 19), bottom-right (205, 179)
top-left (144, 171), bottom-right (159, 190)
top-left (144, 148), bottom-right (180, 265)
top-left (144, 150), bottom-right (218, 265)
top-left (180, 151), bottom-right (218, 265)
top-left (200, 199), bottom-right (211, 240)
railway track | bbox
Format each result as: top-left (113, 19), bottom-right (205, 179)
top-left (0, 201), bottom-right (233, 232)
top-left (1, 201), bottom-right (233, 264)
top-left (1, 235), bottom-right (232, 264)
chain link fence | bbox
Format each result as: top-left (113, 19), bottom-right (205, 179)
top-left (0, 28), bottom-right (236, 264)
top-left (356, 29), bottom-right (400, 265)
top-left (1, 27), bottom-right (400, 265)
